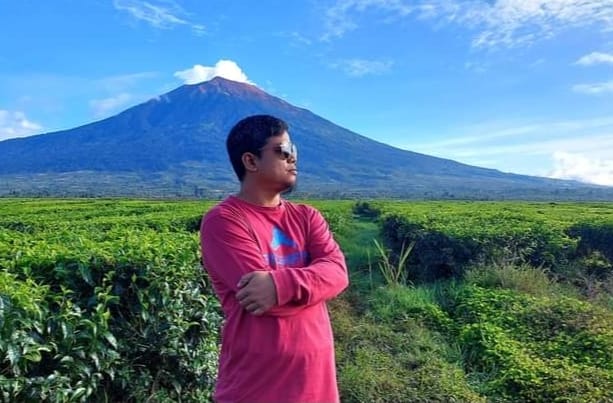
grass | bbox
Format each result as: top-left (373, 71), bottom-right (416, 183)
top-left (464, 263), bottom-right (558, 297)
top-left (371, 239), bottom-right (414, 287)
top-left (330, 296), bottom-right (485, 403)
top-left (334, 218), bottom-right (379, 270)
top-left (331, 214), bottom-right (485, 402)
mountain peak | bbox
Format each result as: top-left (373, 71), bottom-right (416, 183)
top-left (187, 76), bottom-right (265, 98)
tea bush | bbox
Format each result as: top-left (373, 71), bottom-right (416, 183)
top-left (0, 200), bottom-right (222, 401)
top-left (375, 201), bottom-right (613, 286)
top-left (453, 285), bottom-right (613, 402)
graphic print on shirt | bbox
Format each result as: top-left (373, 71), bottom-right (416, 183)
top-left (265, 225), bottom-right (308, 268)
top-left (271, 226), bottom-right (296, 249)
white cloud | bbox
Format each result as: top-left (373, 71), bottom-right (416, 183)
top-left (412, 117), bottom-right (613, 149)
top-left (443, 0), bottom-right (613, 48)
top-left (113, 0), bottom-right (205, 34)
top-left (575, 51), bottom-right (613, 66)
top-left (573, 80), bottom-right (613, 94)
top-left (435, 133), bottom-right (613, 159)
top-left (174, 60), bottom-right (253, 85)
top-left (323, 0), bottom-right (613, 48)
top-left (89, 93), bottom-right (135, 118)
top-left (191, 24), bottom-right (206, 36)
top-left (85, 72), bottom-right (160, 119)
top-left (0, 110), bottom-right (43, 141)
top-left (402, 116), bottom-right (613, 184)
top-left (549, 151), bottom-right (613, 186)
top-left (332, 58), bottom-right (393, 77)
top-left (322, 0), bottom-right (416, 40)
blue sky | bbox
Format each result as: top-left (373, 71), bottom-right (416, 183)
top-left (1, 0), bottom-right (612, 185)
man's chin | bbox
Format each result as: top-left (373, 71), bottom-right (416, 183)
top-left (281, 181), bottom-right (297, 195)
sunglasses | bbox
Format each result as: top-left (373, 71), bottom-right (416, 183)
top-left (259, 142), bottom-right (298, 161)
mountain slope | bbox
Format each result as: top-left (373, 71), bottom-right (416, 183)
top-left (0, 77), bottom-right (610, 199)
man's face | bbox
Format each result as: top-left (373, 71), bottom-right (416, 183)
top-left (254, 131), bottom-right (298, 193)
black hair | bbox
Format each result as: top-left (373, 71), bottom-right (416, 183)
top-left (226, 114), bottom-right (289, 181)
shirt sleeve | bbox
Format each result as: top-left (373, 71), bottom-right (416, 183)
top-left (269, 206), bottom-right (349, 308)
top-left (201, 208), bottom-right (265, 294)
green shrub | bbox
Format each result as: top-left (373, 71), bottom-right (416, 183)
top-left (568, 222), bottom-right (613, 262)
top-left (380, 216), bottom-right (477, 282)
top-left (1, 223), bottom-right (221, 401)
top-left (352, 201), bottom-right (381, 219)
top-left (377, 203), bottom-right (583, 284)
top-left (0, 270), bottom-right (121, 401)
top-left (578, 250), bottom-right (613, 279)
top-left (4, 198), bottom-right (613, 402)
top-left (368, 286), bottom-right (453, 334)
top-left (453, 285), bottom-right (613, 402)
top-left (464, 263), bottom-right (559, 297)
top-left (331, 298), bottom-right (484, 403)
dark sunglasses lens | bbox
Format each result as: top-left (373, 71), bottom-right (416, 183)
top-left (276, 143), bottom-right (297, 160)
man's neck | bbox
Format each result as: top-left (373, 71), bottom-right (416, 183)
top-left (236, 183), bottom-right (281, 207)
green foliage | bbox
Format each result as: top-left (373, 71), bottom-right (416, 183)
top-left (368, 285), bottom-right (453, 334)
top-left (3, 198), bottom-right (613, 402)
top-left (330, 298), bottom-right (484, 403)
top-left (306, 200), bottom-right (355, 236)
top-left (453, 285), bottom-right (613, 402)
top-left (0, 270), bottom-right (122, 401)
top-left (464, 263), bottom-right (561, 298)
top-left (568, 221), bottom-right (613, 262)
top-left (371, 239), bottom-right (414, 287)
top-left (381, 216), bottom-right (478, 281)
top-left (352, 201), bottom-right (381, 219)
top-left (375, 201), bottom-right (613, 286)
top-left (0, 199), bottom-right (221, 401)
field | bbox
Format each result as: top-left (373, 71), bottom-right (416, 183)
top-left (1, 198), bottom-right (613, 402)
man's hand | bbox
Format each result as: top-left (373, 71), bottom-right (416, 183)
top-left (236, 271), bottom-right (277, 315)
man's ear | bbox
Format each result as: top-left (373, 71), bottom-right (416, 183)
top-left (242, 152), bottom-right (258, 173)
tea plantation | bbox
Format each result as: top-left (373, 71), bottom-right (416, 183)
top-left (1, 199), bottom-right (612, 402)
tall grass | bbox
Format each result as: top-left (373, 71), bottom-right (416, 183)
top-left (464, 262), bottom-right (563, 298)
top-left (371, 239), bottom-right (414, 287)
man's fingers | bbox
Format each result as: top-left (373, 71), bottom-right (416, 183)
top-left (237, 292), bottom-right (252, 305)
top-left (237, 272), bottom-right (254, 288)
top-left (236, 288), bottom-right (247, 300)
top-left (236, 271), bottom-right (274, 314)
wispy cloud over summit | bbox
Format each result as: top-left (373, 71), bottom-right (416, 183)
top-left (174, 60), bottom-right (253, 85)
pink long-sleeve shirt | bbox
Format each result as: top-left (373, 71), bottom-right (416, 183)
top-left (200, 196), bottom-right (349, 403)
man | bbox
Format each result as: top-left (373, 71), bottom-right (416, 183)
top-left (200, 114), bottom-right (349, 403)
